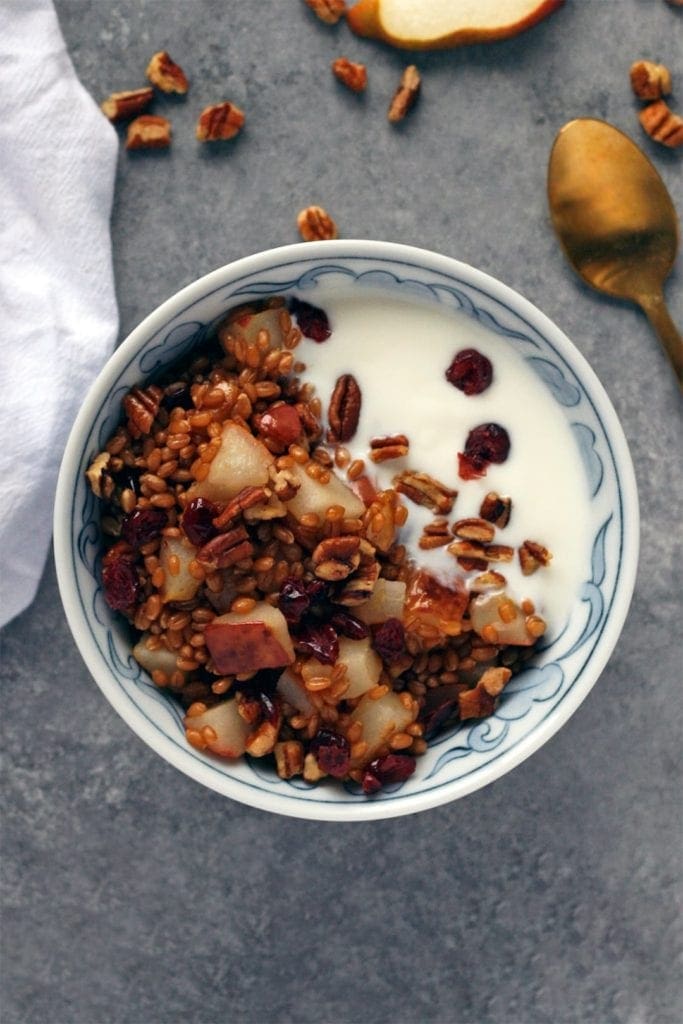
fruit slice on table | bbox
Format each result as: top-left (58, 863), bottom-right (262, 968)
top-left (348, 0), bottom-right (564, 49)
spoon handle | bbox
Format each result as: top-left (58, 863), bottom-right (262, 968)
top-left (638, 290), bottom-right (683, 391)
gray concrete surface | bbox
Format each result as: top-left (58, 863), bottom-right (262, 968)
top-left (2, 2), bottom-right (682, 1022)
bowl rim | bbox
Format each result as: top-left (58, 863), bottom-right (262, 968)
top-left (54, 239), bottom-right (639, 821)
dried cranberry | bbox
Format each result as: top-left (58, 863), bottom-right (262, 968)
top-left (296, 622), bottom-right (339, 665)
top-left (258, 405), bottom-right (302, 448)
top-left (278, 576), bottom-right (327, 626)
top-left (372, 618), bottom-right (405, 663)
top-left (330, 610), bottom-right (369, 640)
top-left (162, 382), bottom-right (193, 410)
top-left (310, 729), bottom-right (350, 778)
top-left (421, 699), bottom-right (459, 739)
top-left (259, 690), bottom-right (281, 726)
top-left (362, 753), bottom-right (416, 791)
top-left (458, 423), bottom-right (510, 480)
top-left (445, 348), bottom-right (493, 396)
top-left (289, 297), bottom-right (331, 343)
top-left (182, 497), bottom-right (220, 547)
top-left (121, 508), bottom-right (167, 549)
top-left (102, 545), bottom-right (139, 611)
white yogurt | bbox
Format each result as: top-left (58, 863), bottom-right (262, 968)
top-left (294, 290), bottom-right (591, 635)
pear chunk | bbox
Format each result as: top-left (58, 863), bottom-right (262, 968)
top-left (204, 602), bottom-right (295, 675)
top-left (184, 700), bottom-right (251, 759)
top-left (190, 421), bottom-right (273, 503)
top-left (285, 462), bottom-right (365, 521)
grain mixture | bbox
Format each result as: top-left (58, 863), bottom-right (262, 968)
top-left (88, 295), bottom-right (546, 794)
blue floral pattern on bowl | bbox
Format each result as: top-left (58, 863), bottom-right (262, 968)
top-left (55, 243), bottom-right (638, 820)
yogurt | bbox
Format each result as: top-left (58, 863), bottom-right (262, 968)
top-left (294, 290), bottom-right (591, 634)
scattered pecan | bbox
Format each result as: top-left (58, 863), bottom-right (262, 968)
top-left (369, 434), bottom-right (409, 463)
top-left (448, 538), bottom-right (487, 562)
top-left (479, 492), bottom-right (512, 528)
top-left (518, 540), bottom-right (553, 576)
top-left (123, 385), bottom-right (163, 436)
top-left (458, 667), bottom-right (512, 720)
top-left (196, 102), bottom-right (245, 142)
top-left (332, 57), bottom-right (367, 93)
top-left (482, 544), bottom-right (514, 563)
top-left (197, 526), bottom-right (254, 568)
top-left (470, 570), bottom-right (508, 592)
top-left (388, 65), bottom-right (421, 124)
top-left (101, 87), bottom-right (153, 122)
top-left (328, 373), bottom-right (361, 443)
top-left (304, 0), bottom-right (346, 24)
top-left (418, 519), bottom-right (450, 550)
top-left (274, 740), bottom-right (305, 779)
top-left (270, 468), bottom-right (301, 502)
top-left (86, 452), bottom-right (114, 499)
top-left (394, 470), bottom-right (456, 515)
top-left (630, 60), bottom-right (671, 100)
top-left (452, 518), bottom-right (495, 544)
top-left (246, 720), bottom-right (280, 757)
top-left (146, 51), bottom-right (189, 94)
top-left (243, 496), bottom-right (287, 522)
top-left (639, 99), bottom-right (683, 147)
top-left (236, 693), bottom-right (262, 725)
top-left (363, 489), bottom-right (403, 553)
top-left (457, 557), bottom-right (488, 573)
top-left (337, 558), bottom-right (380, 606)
top-left (125, 115), bottom-right (171, 150)
top-left (312, 535), bottom-right (361, 581)
top-left (212, 486), bottom-right (270, 529)
top-left (297, 205), bottom-right (338, 242)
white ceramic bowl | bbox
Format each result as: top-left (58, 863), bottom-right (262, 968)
top-left (54, 241), bottom-right (639, 820)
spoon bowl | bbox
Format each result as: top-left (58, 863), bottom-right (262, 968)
top-left (548, 118), bottom-right (682, 387)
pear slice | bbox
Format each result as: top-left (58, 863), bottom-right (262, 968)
top-left (348, 0), bottom-right (564, 50)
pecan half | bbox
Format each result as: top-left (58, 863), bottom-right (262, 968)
top-left (328, 374), bottom-right (361, 443)
top-left (484, 544), bottom-right (514, 563)
top-left (630, 60), bottom-right (671, 101)
top-left (146, 51), bottom-right (189, 94)
top-left (101, 87), bottom-right (154, 122)
top-left (197, 526), bottom-right (253, 568)
top-left (332, 57), bottom-right (367, 93)
top-left (639, 100), bottom-right (683, 148)
top-left (123, 385), bottom-right (163, 436)
top-left (196, 102), bottom-right (245, 142)
top-left (452, 518), bottom-right (495, 543)
top-left (479, 492), bottom-right (512, 528)
top-left (458, 667), bottom-right (512, 720)
top-left (369, 434), bottom-right (409, 463)
top-left (312, 535), bottom-right (361, 581)
top-left (470, 570), bottom-right (507, 592)
top-left (419, 518), bottom-right (450, 550)
top-left (518, 540), bottom-right (553, 576)
top-left (85, 452), bottom-right (114, 499)
top-left (274, 741), bottom-right (304, 779)
top-left (297, 205), bottom-right (338, 242)
top-left (388, 65), bottom-right (421, 124)
top-left (394, 470), bottom-right (456, 515)
top-left (246, 720), bottom-right (280, 757)
top-left (212, 486), bottom-right (270, 529)
top-left (304, 0), bottom-right (346, 24)
top-left (125, 115), bottom-right (171, 150)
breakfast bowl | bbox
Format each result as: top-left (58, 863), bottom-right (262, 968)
top-left (54, 240), bottom-right (639, 821)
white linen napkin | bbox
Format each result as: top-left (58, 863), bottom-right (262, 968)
top-left (0, 0), bottom-right (118, 628)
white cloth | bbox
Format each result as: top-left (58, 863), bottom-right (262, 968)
top-left (0, 0), bottom-right (118, 627)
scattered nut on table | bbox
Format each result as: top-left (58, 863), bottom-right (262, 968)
top-left (125, 114), bottom-right (172, 150)
top-left (146, 51), bottom-right (189, 94)
top-left (297, 204), bottom-right (338, 241)
top-left (388, 65), bottom-right (421, 124)
top-left (639, 99), bottom-right (683, 147)
top-left (629, 60), bottom-right (672, 100)
top-left (332, 57), bottom-right (367, 93)
top-left (304, 0), bottom-right (346, 24)
top-left (101, 87), bottom-right (154, 122)
top-left (196, 102), bottom-right (245, 142)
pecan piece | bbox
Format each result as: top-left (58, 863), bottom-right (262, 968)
top-left (246, 720), bottom-right (280, 757)
top-left (470, 570), bottom-right (507, 592)
top-left (332, 57), bottom-right (367, 93)
top-left (101, 87), bottom-right (153, 122)
top-left (312, 535), bottom-right (361, 581)
top-left (85, 452), bottom-right (114, 499)
top-left (448, 539), bottom-right (487, 562)
top-left (274, 741), bottom-right (305, 779)
top-left (197, 526), bottom-right (253, 568)
top-left (419, 518), bottom-right (450, 550)
top-left (196, 102), bottom-right (245, 142)
top-left (304, 0), bottom-right (346, 24)
top-left (388, 65), bottom-right (421, 124)
top-left (328, 373), bottom-right (361, 443)
top-left (125, 115), bottom-right (171, 150)
top-left (458, 667), bottom-right (512, 720)
top-left (146, 51), bottom-right (189, 94)
top-left (364, 490), bottom-right (403, 553)
top-left (452, 518), bottom-right (495, 544)
top-left (479, 492), bottom-right (512, 528)
top-left (369, 434), bottom-right (409, 463)
top-left (212, 486), bottom-right (270, 529)
top-left (394, 470), bottom-right (456, 515)
top-left (337, 559), bottom-right (380, 606)
top-left (630, 60), bottom-right (671, 101)
top-left (639, 100), bottom-right (683, 147)
top-left (123, 385), bottom-right (163, 437)
top-left (297, 205), bottom-right (338, 242)
top-left (518, 540), bottom-right (553, 576)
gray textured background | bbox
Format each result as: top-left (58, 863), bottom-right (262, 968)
top-left (2, 2), bottom-right (682, 1022)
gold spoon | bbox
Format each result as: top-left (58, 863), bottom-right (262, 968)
top-left (547, 117), bottom-right (682, 390)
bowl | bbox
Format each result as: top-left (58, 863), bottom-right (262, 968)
top-left (54, 240), bottom-right (639, 821)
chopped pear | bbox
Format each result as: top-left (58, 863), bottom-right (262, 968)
top-left (355, 579), bottom-right (406, 625)
top-left (221, 308), bottom-right (287, 351)
top-left (133, 635), bottom-right (182, 678)
top-left (184, 700), bottom-right (251, 759)
top-left (469, 591), bottom-right (535, 646)
top-left (190, 421), bottom-right (273, 503)
top-left (348, 0), bottom-right (563, 50)
top-left (160, 536), bottom-right (200, 603)
top-left (285, 462), bottom-right (365, 521)
top-left (277, 668), bottom-right (315, 714)
top-left (338, 637), bottom-right (383, 699)
top-left (350, 691), bottom-right (415, 762)
top-left (204, 602), bottom-right (295, 674)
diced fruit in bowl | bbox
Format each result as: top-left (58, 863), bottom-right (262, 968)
top-left (204, 603), bottom-right (295, 674)
top-left (347, 0), bottom-right (564, 50)
top-left (189, 421), bottom-right (273, 503)
top-left (133, 635), bottom-right (183, 680)
top-left (355, 579), bottom-right (406, 624)
top-left (404, 570), bottom-right (468, 648)
top-left (184, 700), bottom-right (251, 758)
top-left (285, 461), bottom-right (365, 521)
top-left (302, 636), bottom-right (382, 700)
top-left (219, 307), bottom-right (287, 351)
top-left (159, 536), bottom-right (200, 603)
top-left (277, 668), bottom-right (315, 714)
top-left (469, 591), bottom-right (540, 646)
top-left (350, 691), bottom-right (415, 762)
